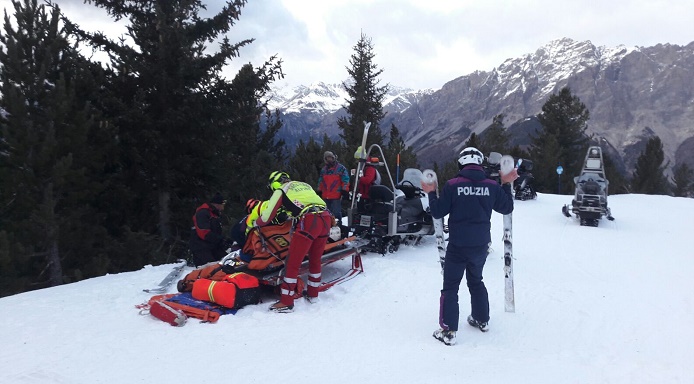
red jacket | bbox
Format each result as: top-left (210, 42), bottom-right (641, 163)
top-left (357, 165), bottom-right (378, 199)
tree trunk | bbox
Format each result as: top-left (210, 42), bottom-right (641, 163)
top-left (159, 190), bottom-right (171, 242)
top-left (44, 183), bottom-right (63, 287)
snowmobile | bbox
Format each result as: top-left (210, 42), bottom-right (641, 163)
top-left (347, 144), bottom-right (437, 255)
top-left (513, 158), bottom-right (537, 200)
top-left (562, 146), bottom-right (615, 226)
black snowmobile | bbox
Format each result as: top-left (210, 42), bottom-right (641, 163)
top-left (347, 144), bottom-right (437, 255)
top-left (562, 146), bottom-right (614, 226)
top-left (513, 159), bottom-right (537, 200)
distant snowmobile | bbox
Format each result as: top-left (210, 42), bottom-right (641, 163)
top-left (513, 159), bottom-right (537, 200)
top-left (562, 146), bottom-right (615, 226)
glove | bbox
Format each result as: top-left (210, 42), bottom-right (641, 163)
top-left (439, 257), bottom-right (445, 275)
top-left (341, 190), bottom-right (350, 199)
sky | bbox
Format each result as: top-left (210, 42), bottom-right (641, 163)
top-left (2, 0), bottom-right (693, 90)
top-left (2, 192), bottom-right (694, 383)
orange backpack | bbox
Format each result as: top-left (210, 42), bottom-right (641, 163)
top-left (243, 221), bottom-right (294, 271)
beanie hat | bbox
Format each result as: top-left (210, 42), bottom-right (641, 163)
top-left (210, 193), bottom-right (226, 204)
top-left (324, 151), bottom-right (336, 160)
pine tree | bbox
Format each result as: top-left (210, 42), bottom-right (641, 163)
top-left (216, 62), bottom-right (285, 218)
top-left (286, 137), bottom-right (323, 189)
top-left (463, 132), bottom-right (481, 150)
top-left (0, 0), bottom-right (114, 293)
top-left (631, 136), bottom-right (671, 195)
top-left (671, 163), bottom-right (692, 197)
top-left (383, 124), bottom-right (417, 183)
top-left (67, 0), bottom-right (283, 254)
top-left (337, 33), bottom-right (388, 169)
top-left (530, 87), bottom-right (590, 193)
top-left (478, 114), bottom-right (510, 156)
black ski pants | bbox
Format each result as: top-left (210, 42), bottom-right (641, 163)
top-left (439, 243), bottom-right (489, 331)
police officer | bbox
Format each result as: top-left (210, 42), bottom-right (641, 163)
top-left (422, 147), bottom-right (518, 346)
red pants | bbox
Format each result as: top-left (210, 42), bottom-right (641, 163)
top-left (279, 211), bottom-right (331, 306)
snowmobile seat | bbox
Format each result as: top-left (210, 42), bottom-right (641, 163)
top-left (582, 179), bottom-right (601, 195)
top-left (369, 184), bottom-right (394, 202)
top-left (396, 181), bottom-right (418, 199)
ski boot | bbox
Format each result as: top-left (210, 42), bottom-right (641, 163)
top-left (467, 315), bottom-right (489, 332)
top-left (433, 328), bottom-right (457, 346)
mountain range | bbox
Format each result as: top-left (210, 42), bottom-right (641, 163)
top-left (267, 38), bottom-right (694, 175)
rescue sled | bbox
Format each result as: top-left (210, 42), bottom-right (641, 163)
top-left (178, 221), bottom-right (366, 293)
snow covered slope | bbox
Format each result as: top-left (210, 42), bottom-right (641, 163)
top-left (1, 193), bottom-right (693, 384)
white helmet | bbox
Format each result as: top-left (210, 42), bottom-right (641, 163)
top-left (458, 147), bottom-right (484, 166)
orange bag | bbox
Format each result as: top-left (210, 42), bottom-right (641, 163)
top-left (191, 273), bottom-right (261, 309)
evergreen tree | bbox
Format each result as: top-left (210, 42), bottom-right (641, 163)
top-left (337, 33), bottom-right (388, 169)
top-left (215, 62), bottom-right (285, 219)
top-left (478, 114), bottom-right (510, 156)
top-left (0, 0), bottom-right (115, 294)
top-left (383, 124), bottom-right (417, 183)
top-left (530, 87), bottom-right (590, 193)
top-left (631, 136), bottom-right (670, 195)
top-left (286, 137), bottom-right (323, 190)
top-left (67, 0), bottom-right (283, 255)
top-left (463, 132), bottom-right (481, 150)
top-left (671, 163), bottom-right (693, 197)
top-left (602, 151), bottom-right (629, 194)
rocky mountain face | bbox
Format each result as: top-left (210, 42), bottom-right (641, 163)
top-left (269, 38), bottom-right (694, 174)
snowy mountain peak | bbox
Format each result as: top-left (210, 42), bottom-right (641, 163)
top-left (267, 82), bottom-right (348, 114)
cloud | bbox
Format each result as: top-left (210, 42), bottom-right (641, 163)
top-left (2, 0), bottom-right (692, 90)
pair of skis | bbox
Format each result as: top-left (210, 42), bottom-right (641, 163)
top-left (423, 169), bottom-right (447, 273)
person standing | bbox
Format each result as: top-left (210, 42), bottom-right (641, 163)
top-left (317, 151), bottom-right (350, 224)
top-left (355, 157), bottom-right (381, 211)
top-left (189, 192), bottom-right (231, 267)
top-left (257, 171), bottom-right (332, 313)
top-left (421, 147), bottom-right (518, 346)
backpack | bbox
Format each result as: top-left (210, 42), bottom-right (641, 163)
top-left (177, 262), bottom-right (231, 292)
top-left (242, 221), bottom-right (294, 271)
top-left (191, 273), bottom-right (261, 309)
top-left (374, 169), bottom-right (381, 185)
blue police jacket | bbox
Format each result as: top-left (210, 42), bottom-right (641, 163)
top-left (428, 164), bottom-right (514, 247)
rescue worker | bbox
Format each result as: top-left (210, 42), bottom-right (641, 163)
top-left (421, 147), bottom-right (518, 346)
top-left (316, 151), bottom-right (350, 223)
top-left (189, 193), bottom-right (231, 267)
top-left (256, 171), bottom-right (332, 313)
top-left (229, 198), bottom-right (262, 262)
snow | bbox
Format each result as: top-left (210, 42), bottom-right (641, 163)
top-left (2, 193), bottom-right (694, 384)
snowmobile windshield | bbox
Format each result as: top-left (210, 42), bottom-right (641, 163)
top-left (401, 169), bottom-right (424, 186)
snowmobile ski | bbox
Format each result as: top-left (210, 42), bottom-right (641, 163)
top-left (143, 259), bottom-right (187, 294)
top-left (499, 155), bottom-right (515, 313)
